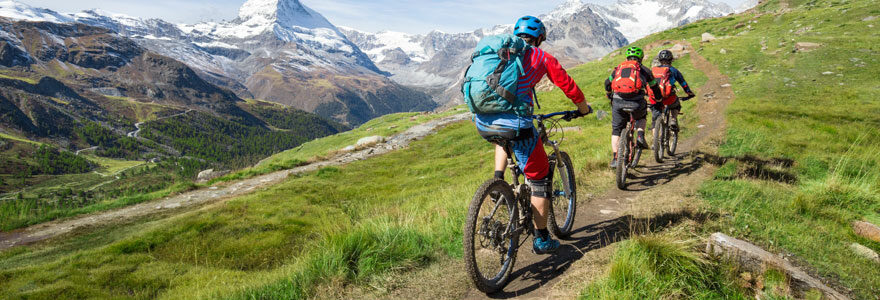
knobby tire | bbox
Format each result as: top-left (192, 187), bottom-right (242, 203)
top-left (463, 179), bottom-right (519, 294)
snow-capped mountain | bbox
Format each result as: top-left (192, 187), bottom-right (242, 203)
top-left (0, 0), bottom-right (72, 23)
top-left (343, 0), bottom-right (731, 105)
top-left (583, 0), bottom-right (734, 41)
top-left (0, 0), bottom-right (436, 125)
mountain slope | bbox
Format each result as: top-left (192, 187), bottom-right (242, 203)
top-left (70, 0), bottom-right (437, 125)
top-left (1, 0), bottom-right (878, 299)
top-left (343, 0), bottom-right (732, 105)
top-left (0, 17), bottom-right (346, 162)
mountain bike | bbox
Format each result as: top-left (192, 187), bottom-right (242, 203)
top-left (615, 107), bottom-right (644, 190)
top-left (463, 109), bottom-right (589, 293)
top-left (653, 96), bottom-right (693, 163)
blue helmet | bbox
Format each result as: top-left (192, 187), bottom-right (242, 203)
top-left (513, 16), bottom-right (546, 38)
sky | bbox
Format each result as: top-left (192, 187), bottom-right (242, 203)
top-left (21, 0), bottom-right (747, 34)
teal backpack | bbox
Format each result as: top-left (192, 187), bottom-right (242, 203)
top-left (461, 34), bottom-right (532, 116)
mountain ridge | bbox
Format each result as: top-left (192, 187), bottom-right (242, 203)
top-left (0, 0), bottom-right (436, 125)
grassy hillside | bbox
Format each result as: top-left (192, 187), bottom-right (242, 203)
top-left (0, 33), bottom-right (717, 299)
top-left (2, 0), bottom-right (878, 298)
top-left (580, 0), bottom-right (880, 298)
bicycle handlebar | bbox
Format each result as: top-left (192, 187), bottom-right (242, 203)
top-left (533, 105), bottom-right (594, 121)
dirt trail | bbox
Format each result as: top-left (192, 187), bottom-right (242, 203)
top-left (0, 113), bottom-right (471, 250)
top-left (463, 41), bottom-right (736, 299)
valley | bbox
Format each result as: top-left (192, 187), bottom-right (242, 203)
top-left (2, 0), bottom-right (878, 299)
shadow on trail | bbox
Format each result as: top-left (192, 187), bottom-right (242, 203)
top-left (623, 151), bottom-right (706, 191)
top-left (487, 210), bottom-right (718, 298)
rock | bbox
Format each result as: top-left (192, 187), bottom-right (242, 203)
top-left (197, 169), bottom-right (214, 181)
top-left (196, 169), bottom-right (228, 182)
top-left (599, 210), bottom-right (616, 215)
top-left (720, 48), bottom-right (728, 54)
top-left (701, 32), bottom-right (717, 42)
top-left (388, 125), bottom-right (398, 130)
top-left (697, 124), bottom-right (707, 129)
top-left (668, 43), bottom-right (688, 56)
top-left (853, 221), bottom-right (880, 242)
top-left (356, 136), bottom-right (385, 147)
top-left (822, 71), bottom-right (834, 75)
top-left (721, 84), bottom-right (732, 88)
top-left (850, 243), bottom-right (880, 263)
top-left (863, 16), bottom-right (878, 22)
top-left (794, 42), bottom-right (822, 52)
top-left (341, 145), bottom-right (356, 152)
top-left (706, 233), bottom-right (848, 300)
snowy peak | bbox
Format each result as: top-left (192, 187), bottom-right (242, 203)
top-left (574, 0), bottom-right (733, 41)
top-left (237, 0), bottom-right (334, 31)
top-left (0, 0), bottom-right (72, 23)
top-left (545, 0), bottom-right (588, 21)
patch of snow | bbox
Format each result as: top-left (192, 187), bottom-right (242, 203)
top-left (193, 41), bottom-right (239, 49)
top-left (0, 0), bottom-right (73, 23)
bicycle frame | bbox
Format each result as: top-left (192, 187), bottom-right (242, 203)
top-left (496, 111), bottom-right (571, 240)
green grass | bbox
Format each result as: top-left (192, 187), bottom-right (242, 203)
top-left (0, 73), bottom-right (38, 84)
top-left (84, 155), bottom-right (147, 176)
top-left (580, 234), bottom-right (747, 299)
top-left (0, 49), bottom-right (674, 297)
top-left (0, 132), bottom-right (43, 146)
top-left (0, 11), bottom-right (726, 297)
top-left (210, 108), bottom-right (464, 184)
top-left (631, 0), bottom-right (880, 297)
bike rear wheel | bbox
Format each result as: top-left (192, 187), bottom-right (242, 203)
top-left (463, 179), bottom-right (520, 293)
top-left (667, 125), bottom-right (678, 156)
top-left (548, 152), bottom-right (577, 238)
top-left (653, 121), bottom-right (665, 163)
top-left (616, 125), bottom-right (631, 190)
top-left (630, 129), bottom-right (643, 168)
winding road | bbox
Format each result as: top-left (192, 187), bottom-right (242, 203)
top-left (126, 109), bottom-right (192, 138)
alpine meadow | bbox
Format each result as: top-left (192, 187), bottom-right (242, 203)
top-left (1, 0), bottom-right (879, 299)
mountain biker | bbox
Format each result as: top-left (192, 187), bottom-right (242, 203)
top-left (473, 16), bottom-right (592, 254)
top-left (605, 46), bottom-right (663, 168)
top-left (650, 49), bottom-right (695, 134)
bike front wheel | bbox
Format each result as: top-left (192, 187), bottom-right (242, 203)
top-left (548, 152), bottom-right (577, 238)
top-left (616, 125), bottom-right (631, 190)
top-left (463, 179), bottom-right (520, 294)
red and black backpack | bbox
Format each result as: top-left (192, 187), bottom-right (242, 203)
top-left (650, 66), bottom-right (676, 105)
top-left (611, 60), bottom-right (644, 97)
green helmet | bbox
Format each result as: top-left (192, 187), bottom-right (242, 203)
top-left (624, 46), bottom-right (644, 60)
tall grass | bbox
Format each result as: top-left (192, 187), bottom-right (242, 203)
top-left (581, 234), bottom-right (746, 299)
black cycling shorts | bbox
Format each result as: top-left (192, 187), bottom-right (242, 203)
top-left (611, 97), bottom-right (647, 136)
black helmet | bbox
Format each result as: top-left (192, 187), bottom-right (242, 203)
top-left (658, 50), bottom-right (674, 62)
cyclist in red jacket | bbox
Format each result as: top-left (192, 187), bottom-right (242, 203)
top-left (474, 16), bottom-right (591, 254)
top-left (604, 46), bottom-right (663, 168)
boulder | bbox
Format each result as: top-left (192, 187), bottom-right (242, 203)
top-left (196, 169), bottom-right (228, 182)
top-left (341, 145), bottom-right (356, 152)
top-left (669, 43), bottom-right (687, 56)
top-left (706, 233), bottom-right (848, 300)
top-left (701, 32), bottom-right (717, 42)
top-left (794, 42), bottom-right (822, 52)
top-left (863, 16), bottom-right (877, 22)
top-left (849, 243), bottom-right (880, 263)
top-left (356, 136), bottom-right (385, 147)
top-left (720, 48), bottom-right (728, 54)
top-left (853, 221), bottom-right (880, 242)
